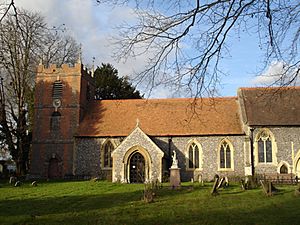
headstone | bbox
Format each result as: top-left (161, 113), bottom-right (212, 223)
top-left (211, 176), bottom-right (219, 195)
top-left (241, 176), bottom-right (250, 190)
top-left (260, 180), bottom-right (278, 196)
top-left (241, 179), bottom-right (246, 190)
top-left (9, 176), bottom-right (17, 184)
top-left (214, 174), bottom-right (219, 180)
top-left (217, 177), bottom-right (225, 189)
top-left (91, 177), bottom-right (99, 182)
top-left (224, 177), bottom-right (229, 187)
top-left (198, 174), bottom-right (204, 186)
top-left (14, 181), bottom-right (21, 187)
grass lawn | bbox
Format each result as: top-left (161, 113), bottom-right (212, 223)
top-left (0, 180), bottom-right (299, 225)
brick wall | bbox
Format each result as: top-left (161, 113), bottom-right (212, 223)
top-left (30, 63), bottom-right (94, 178)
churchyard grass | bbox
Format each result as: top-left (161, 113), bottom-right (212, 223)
top-left (0, 180), bottom-right (299, 225)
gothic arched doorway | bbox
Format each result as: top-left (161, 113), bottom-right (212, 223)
top-left (48, 158), bottom-right (61, 179)
top-left (129, 152), bottom-right (145, 183)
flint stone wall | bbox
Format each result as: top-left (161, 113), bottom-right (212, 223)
top-left (253, 127), bottom-right (300, 175)
top-left (73, 127), bottom-right (300, 182)
top-left (74, 134), bottom-right (246, 182)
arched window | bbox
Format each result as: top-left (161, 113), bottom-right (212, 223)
top-left (187, 142), bottom-right (201, 169)
top-left (220, 141), bottom-right (232, 169)
top-left (256, 130), bottom-right (275, 164)
top-left (102, 141), bottom-right (114, 168)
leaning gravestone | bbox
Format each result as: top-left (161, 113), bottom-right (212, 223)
top-left (217, 177), bottom-right (225, 189)
top-left (211, 176), bottom-right (219, 195)
top-left (14, 181), bottom-right (21, 187)
top-left (260, 180), bottom-right (278, 196)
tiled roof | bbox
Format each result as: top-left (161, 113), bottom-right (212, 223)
top-left (76, 97), bottom-right (244, 137)
top-left (238, 86), bottom-right (300, 126)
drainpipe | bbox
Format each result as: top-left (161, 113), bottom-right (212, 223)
top-left (168, 137), bottom-right (172, 168)
top-left (249, 127), bottom-right (255, 176)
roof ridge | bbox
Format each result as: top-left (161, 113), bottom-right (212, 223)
top-left (91, 96), bottom-right (238, 103)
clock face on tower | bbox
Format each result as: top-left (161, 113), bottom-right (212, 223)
top-left (53, 99), bottom-right (61, 108)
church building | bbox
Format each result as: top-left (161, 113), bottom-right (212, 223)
top-left (29, 62), bottom-right (300, 182)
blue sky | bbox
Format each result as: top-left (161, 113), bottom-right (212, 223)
top-left (13, 0), bottom-right (283, 98)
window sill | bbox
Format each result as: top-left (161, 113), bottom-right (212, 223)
top-left (255, 162), bottom-right (277, 166)
top-left (186, 168), bottom-right (203, 172)
top-left (218, 168), bottom-right (234, 172)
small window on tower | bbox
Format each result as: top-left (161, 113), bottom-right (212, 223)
top-left (50, 111), bottom-right (61, 132)
top-left (52, 80), bottom-right (63, 99)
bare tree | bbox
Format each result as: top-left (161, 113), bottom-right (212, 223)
top-left (0, 0), bottom-right (16, 23)
top-left (97, 0), bottom-right (300, 97)
top-left (41, 31), bottom-right (81, 67)
top-left (0, 9), bottom-right (80, 175)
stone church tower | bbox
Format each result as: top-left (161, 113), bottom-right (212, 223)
top-left (30, 62), bottom-right (94, 178)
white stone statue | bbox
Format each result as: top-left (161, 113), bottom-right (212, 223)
top-left (171, 150), bottom-right (178, 168)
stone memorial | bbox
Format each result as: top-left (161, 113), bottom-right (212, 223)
top-left (170, 150), bottom-right (181, 189)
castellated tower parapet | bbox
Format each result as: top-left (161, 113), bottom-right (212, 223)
top-left (30, 62), bottom-right (95, 179)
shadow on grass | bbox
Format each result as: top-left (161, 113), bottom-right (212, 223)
top-left (1, 182), bottom-right (300, 225)
top-left (0, 190), bottom-right (144, 217)
top-left (19, 192), bottom-right (300, 225)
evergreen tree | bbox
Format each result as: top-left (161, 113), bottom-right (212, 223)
top-left (94, 63), bottom-right (142, 100)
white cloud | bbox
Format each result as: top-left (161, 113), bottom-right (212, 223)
top-left (13, 0), bottom-right (156, 94)
top-left (250, 61), bottom-right (299, 86)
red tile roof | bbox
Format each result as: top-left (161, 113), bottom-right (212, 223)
top-left (238, 86), bottom-right (300, 126)
top-left (76, 97), bottom-right (244, 137)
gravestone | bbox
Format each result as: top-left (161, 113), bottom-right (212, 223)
top-left (241, 176), bottom-right (250, 190)
top-left (211, 175), bottom-right (230, 195)
top-left (224, 177), bottom-right (229, 187)
top-left (217, 177), bottom-right (225, 189)
top-left (211, 176), bottom-right (219, 195)
top-left (9, 176), bottom-right (17, 185)
top-left (260, 180), bottom-right (278, 196)
top-left (198, 174), bottom-right (204, 186)
top-left (14, 181), bottom-right (21, 187)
